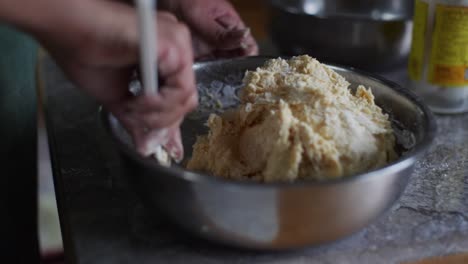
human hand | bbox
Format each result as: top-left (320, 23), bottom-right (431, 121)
top-left (33, 0), bottom-right (197, 160)
top-left (159, 0), bottom-right (259, 60)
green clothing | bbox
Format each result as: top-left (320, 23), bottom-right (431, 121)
top-left (0, 25), bottom-right (39, 262)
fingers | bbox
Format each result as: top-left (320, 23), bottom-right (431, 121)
top-left (174, 0), bottom-right (259, 59)
top-left (178, 0), bottom-right (244, 45)
top-left (116, 111), bottom-right (184, 161)
top-left (193, 38), bottom-right (258, 61)
top-left (157, 13), bottom-right (197, 102)
top-left (112, 96), bottom-right (189, 160)
top-left (162, 125), bottom-right (184, 162)
top-left (103, 11), bottom-right (198, 160)
top-left (135, 129), bottom-right (170, 157)
top-left (157, 11), bottom-right (178, 23)
top-left (239, 31), bottom-right (259, 56)
top-left (116, 89), bottom-right (196, 131)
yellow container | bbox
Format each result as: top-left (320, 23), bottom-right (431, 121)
top-left (409, 0), bottom-right (468, 113)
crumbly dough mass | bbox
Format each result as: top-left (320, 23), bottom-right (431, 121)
top-left (187, 56), bottom-right (397, 182)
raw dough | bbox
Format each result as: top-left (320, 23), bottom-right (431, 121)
top-left (187, 56), bottom-right (397, 182)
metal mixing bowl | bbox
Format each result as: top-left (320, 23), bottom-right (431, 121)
top-left (102, 57), bottom-right (436, 250)
top-left (269, 0), bottom-right (414, 71)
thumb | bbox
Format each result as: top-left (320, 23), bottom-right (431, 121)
top-left (163, 125), bottom-right (184, 163)
top-left (176, 0), bottom-right (243, 44)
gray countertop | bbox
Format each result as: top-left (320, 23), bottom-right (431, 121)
top-left (42, 55), bottom-right (468, 264)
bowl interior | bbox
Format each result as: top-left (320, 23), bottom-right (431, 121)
top-left (271, 0), bottom-right (414, 20)
top-left (108, 57), bottom-right (434, 179)
top-left (183, 58), bottom-right (426, 164)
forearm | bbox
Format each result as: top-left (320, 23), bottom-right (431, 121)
top-left (0, 0), bottom-right (86, 41)
top-left (0, 0), bottom-right (49, 33)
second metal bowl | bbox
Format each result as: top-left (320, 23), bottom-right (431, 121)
top-left (102, 57), bottom-right (435, 250)
top-left (269, 0), bottom-right (414, 71)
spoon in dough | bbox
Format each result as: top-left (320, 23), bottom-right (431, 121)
top-left (136, 0), bottom-right (171, 166)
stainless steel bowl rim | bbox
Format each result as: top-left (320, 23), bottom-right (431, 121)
top-left (101, 57), bottom-right (437, 189)
top-left (270, 0), bottom-right (414, 21)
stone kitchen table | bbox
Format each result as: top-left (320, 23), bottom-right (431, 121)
top-left (40, 54), bottom-right (468, 264)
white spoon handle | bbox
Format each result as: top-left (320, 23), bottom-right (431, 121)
top-left (136, 0), bottom-right (158, 95)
